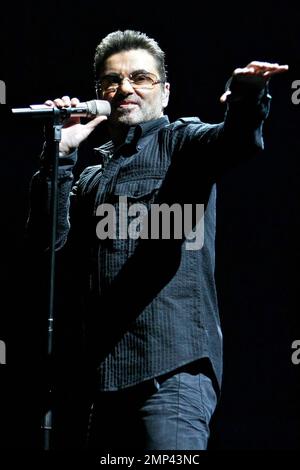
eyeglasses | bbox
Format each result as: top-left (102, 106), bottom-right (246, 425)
top-left (97, 70), bottom-right (164, 94)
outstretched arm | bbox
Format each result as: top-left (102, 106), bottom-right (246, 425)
top-left (218, 60), bottom-right (289, 174)
top-left (183, 60), bottom-right (289, 179)
top-left (162, 60), bottom-right (289, 206)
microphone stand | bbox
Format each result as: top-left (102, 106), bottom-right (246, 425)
top-left (41, 108), bottom-right (64, 450)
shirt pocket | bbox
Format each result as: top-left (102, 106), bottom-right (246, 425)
top-left (104, 177), bottom-right (164, 252)
top-left (113, 178), bottom-right (163, 202)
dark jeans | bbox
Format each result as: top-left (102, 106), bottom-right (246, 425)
top-left (87, 367), bottom-right (217, 451)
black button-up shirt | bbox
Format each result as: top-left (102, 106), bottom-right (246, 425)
top-left (27, 78), bottom-right (271, 391)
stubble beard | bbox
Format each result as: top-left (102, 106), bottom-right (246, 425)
top-left (110, 99), bottom-right (163, 127)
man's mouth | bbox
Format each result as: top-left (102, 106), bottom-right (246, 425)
top-left (116, 100), bottom-right (139, 108)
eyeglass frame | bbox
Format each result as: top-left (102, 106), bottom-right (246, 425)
top-left (95, 70), bottom-right (165, 96)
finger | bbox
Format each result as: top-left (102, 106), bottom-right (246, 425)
top-left (247, 61), bottom-right (279, 69)
top-left (263, 66), bottom-right (289, 77)
top-left (53, 98), bottom-right (65, 108)
top-left (70, 97), bottom-right (80, 106)
top-left (279, 64), bottom-right (289, 70)
top-left (259, 64), bottom-right (285, 72)
top-left (233, 67), bottom-right (255, 75)
top-left (247, 62), bottom-right (289, 73)
top-left (61, 95), bottom-right (71, 107)
top-left (269, 64), bottom-right (289, 73)
top-left (220, 93), bottom-right (226, 103)
top-left (85, 115), bottom-right (108, 129)
top-left (44, 100), bottom-right (55, 107)
top-left (220, 90), bottom-right (231, 103)
top-left (234, 64), bottom-right (288, 77)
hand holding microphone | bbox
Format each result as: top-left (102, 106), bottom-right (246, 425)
top-left (12, 96), bottom-right (111, 156)
top-left (44, 96), bottom-right (110, 156)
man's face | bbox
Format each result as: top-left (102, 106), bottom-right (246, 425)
top-left (99, 49), bottom-right (170, 126)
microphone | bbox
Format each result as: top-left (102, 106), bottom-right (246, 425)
top-left (11, 100), bottom-right (111, 118)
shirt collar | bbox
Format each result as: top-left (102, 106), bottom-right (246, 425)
top-left (94, 115), bottom-right (170, 160)
top-left (135, 115), bottom-right (170, 140)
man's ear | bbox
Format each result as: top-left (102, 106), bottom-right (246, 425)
top-left (162, 82), bottom-right (170, 108)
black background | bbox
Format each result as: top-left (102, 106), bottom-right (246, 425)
top-left (0, 0), bottom-right (299, 451)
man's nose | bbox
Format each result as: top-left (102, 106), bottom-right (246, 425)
top-left (118, 77), bottom-right (135, 94)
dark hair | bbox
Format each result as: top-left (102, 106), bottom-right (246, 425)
top-left (94, 30), bottom-right (167, 81)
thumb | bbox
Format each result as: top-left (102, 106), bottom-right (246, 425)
top-left (220, 90), bottom-right (231, 103)
top-left (85, 115), bottom-right (108, 130)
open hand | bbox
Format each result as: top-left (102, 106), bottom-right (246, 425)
top-left (220, 61), bottom-right (289, 103)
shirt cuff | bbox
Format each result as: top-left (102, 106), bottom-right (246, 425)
top-left (225, 74), bottom-right (271, 102)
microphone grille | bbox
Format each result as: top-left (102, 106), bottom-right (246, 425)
top-left (95, 100), bottom-right (111, 116)
top-left (87, 100), bottom-right (111, 117)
